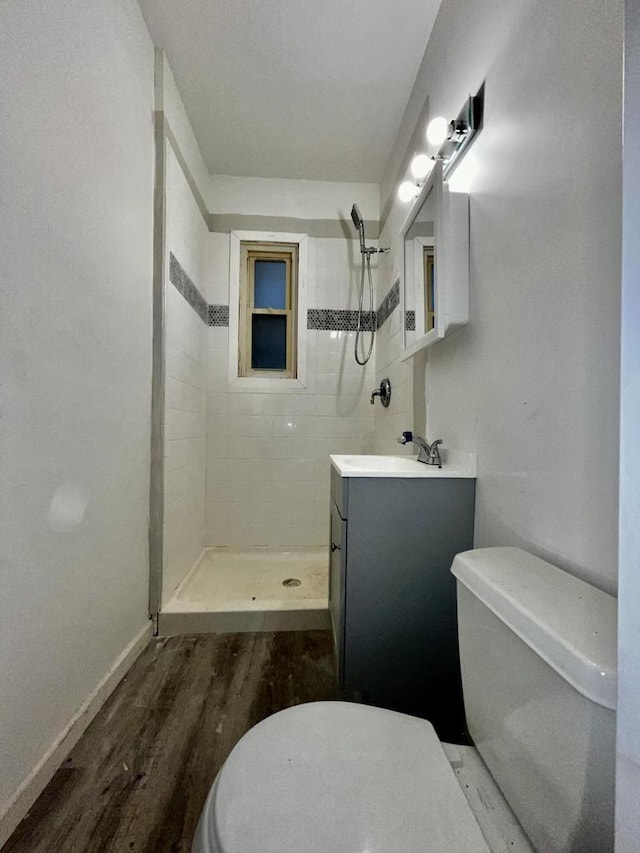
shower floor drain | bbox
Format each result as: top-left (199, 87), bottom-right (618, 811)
top-left (282, 578), bottom-right (301, 588)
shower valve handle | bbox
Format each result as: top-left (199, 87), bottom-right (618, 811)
top-left (370, 378), bottom-right (391, 407)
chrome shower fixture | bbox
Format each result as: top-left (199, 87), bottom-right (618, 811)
top-left (430, 83), bottom-right (484, 179)
top-left (351, 203), bottom-right (366, 254)
top-left (351, 202), bottom-right (375, 365)
top-left (349, 204), bottom-right (390, 367)
top-left (350, 204), bottom-right (389, 257)
top-left (370, 378), bottom-right (391, 407)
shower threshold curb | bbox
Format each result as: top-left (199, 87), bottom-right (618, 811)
top-left (156, 606), bottom-right (330, 637)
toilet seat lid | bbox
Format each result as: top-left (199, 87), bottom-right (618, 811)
top-left (201, 701), bottom-right (490, 853)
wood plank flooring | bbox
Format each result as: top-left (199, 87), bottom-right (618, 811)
top-left (3, 631), bottom-right (337, 853)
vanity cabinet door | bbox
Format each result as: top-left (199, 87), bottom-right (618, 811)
top-left (339, 476), bottom-right (475, 741)
top-left (328, 499), bottom-right (347, 686)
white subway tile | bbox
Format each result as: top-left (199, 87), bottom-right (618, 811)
top-left (294, 416), bottom-right (326, 439)
top-left (231, 458), bottom-right (274, 481)
top-left (207, 457), bottom-right (232, 482)
top-left (271, 416), bottom-right (298, 437)
top-left (270, 458), bottom-right (321, 481)
top-left (205, 502), bottom-right (230, 543)
top-left (166, 408), bottom-right (205, 441)
top-left (292, 395), bottom-right (318, 416)
top-left (227, 393), bottom-right (254, 415)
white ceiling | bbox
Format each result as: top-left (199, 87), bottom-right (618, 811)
top-left (138, 0), bottom-right (442, 183)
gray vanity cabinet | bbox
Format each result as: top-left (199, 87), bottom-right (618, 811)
top-left (328, 466), bottom-right (475, 742)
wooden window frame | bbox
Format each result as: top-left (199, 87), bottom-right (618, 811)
top-left (424, 246), bottom-right (435, 332)
top-left (238, 242), bottom-right (298, 378)
top-left (228, 230), bottom-right (308, 392)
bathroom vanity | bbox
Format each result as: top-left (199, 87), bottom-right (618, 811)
top-left (329, 454), bottom-right (475, 742)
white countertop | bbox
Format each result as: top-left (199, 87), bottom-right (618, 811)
top-left (330, 451), bottom-right (477, 478)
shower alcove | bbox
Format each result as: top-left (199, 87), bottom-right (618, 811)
top-left (154, 161), bottom-right (380, 635)
top-left (154, 253), bottom-right (378, 636)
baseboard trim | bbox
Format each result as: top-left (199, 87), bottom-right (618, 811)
top-left (0, 620), bottom-right (153, 848)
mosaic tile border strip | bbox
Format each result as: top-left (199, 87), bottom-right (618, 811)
top-left (169, 253), bottom-right (208, 323)
top-left (307, 281), bottom-right (400, 332)
top-left (169, 255), bottom-right (400, 334)
top-left (307, 308), bottom-right (376, 332)
top-left (169, 253), bottom-right (230, 326)
top-left (376, 279), bottom-right (400, 330)
top-left (207, 305), bottom-right (229, 326)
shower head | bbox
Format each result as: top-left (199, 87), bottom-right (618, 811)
top-left (351, 203), bottom-right (366, 253)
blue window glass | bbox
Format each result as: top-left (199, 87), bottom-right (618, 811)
top-left (254, 260), bottom-right (287, 309)
top-left (251, 315), bottom-right (287, 370)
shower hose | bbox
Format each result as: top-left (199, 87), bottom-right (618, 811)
top-left (354, 249), bottom-right (375, 365)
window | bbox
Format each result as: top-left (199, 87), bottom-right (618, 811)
top-left (239, 242), bottom-right (298, 377)
top-left (424, 246), bottom-right (435, 332)
top-left (228, 231), bottom-right (308, 391)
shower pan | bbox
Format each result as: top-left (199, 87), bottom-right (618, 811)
top-left (158, 547), bottom-right (330, 636)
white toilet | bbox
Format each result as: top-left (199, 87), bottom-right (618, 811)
top-left (192, 547), bottom-right (617, 853)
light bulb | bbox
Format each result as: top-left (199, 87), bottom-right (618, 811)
top-left (426, 116), bottom-right (449, 147)
top-left (398, 181), bottom-right (419, 203)
top-left (410, 154), bottom-right (432, 180)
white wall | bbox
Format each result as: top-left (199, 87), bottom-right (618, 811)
top-left (378, 0), bottom-right (622, 595)
top-left (0, 0), bottom-right (153, 833)
top-left (161, 54), bottom-right (210, 212)
top-left (205, 177), bottom-right (378, 548)
top-left (208, 175), bottom-right (379, 222)
top-left (162, 144), bottom-right (209, 603)
top-left (615, 0), bottom-right (640, 846)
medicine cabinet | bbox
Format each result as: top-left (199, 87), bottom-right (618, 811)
top-left (400, 161), bottom-right (469, 358)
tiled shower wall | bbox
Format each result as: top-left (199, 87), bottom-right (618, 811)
top-left (204, 232), bottom-right (378, 548)
top-left (162, 165), bottom-right (387, 554)
top-left (162, 145), bottom-right (209, 603)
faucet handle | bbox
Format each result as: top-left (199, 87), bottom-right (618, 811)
top-left (371, 378), bottom-right (392, 408)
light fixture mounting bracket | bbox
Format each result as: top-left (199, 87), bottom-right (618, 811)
top-left (436, 83), bottom-right (484, 179)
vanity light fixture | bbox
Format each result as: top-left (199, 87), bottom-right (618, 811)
top-left (429, 84), bottom-right (484, 179)
top-left (397, 84), bottom-right (484, 203)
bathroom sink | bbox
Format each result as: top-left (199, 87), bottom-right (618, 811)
top-left (330, 454), bottom-right (476, 478)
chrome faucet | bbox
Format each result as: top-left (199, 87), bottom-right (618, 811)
top-left (397, 431), bottom-right (443, 467)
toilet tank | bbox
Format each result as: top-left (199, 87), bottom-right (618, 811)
top-left (452, 548), bottom-right (616, 853)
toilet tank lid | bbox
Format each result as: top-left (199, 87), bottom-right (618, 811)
top-left (451, 547), bottom-right (617, 710)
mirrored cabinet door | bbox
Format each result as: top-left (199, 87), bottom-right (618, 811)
top-left (400, 161), bottom-right (469, 358)
top-left (403, 184), bottom-right (436, 350)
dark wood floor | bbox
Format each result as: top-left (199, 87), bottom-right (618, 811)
top-left (4, 631), bottom-right (338, 853)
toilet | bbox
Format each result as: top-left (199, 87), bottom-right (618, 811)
top-left (192, 547), bottom-right (617, 853)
